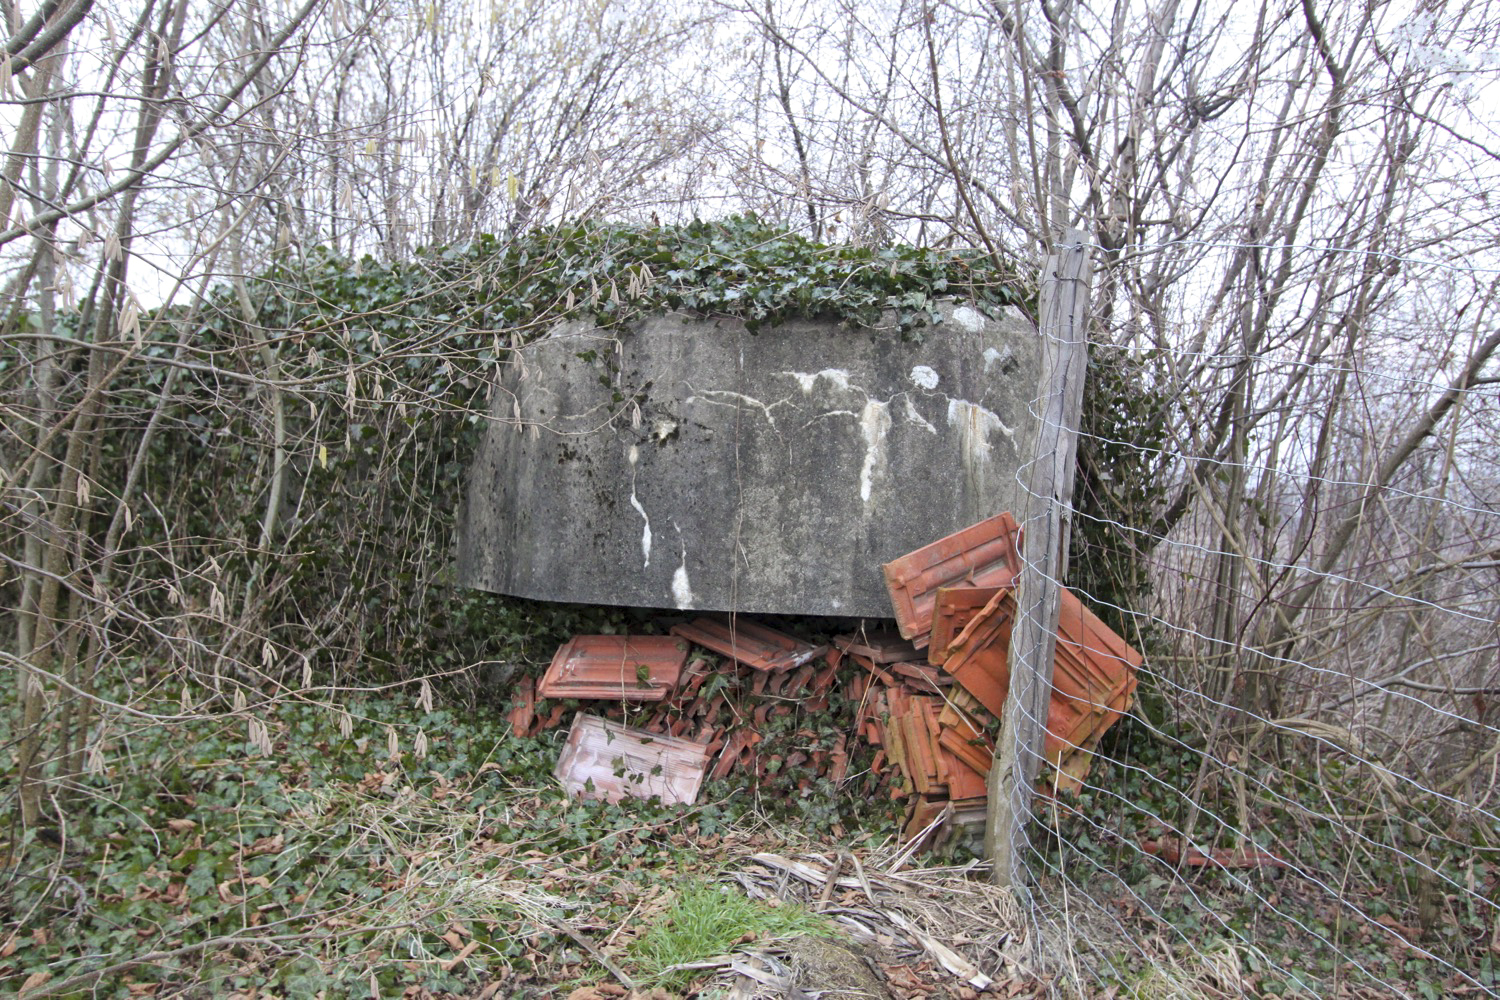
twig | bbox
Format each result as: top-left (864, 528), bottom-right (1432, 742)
top-left (546, 916), bottom-right (635, 990)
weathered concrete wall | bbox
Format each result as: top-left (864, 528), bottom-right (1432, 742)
top-left (457, 302), bottom-right (1041, 616)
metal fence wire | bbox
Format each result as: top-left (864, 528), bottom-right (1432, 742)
top-left (1006, 240), bottom-right (1500, 999)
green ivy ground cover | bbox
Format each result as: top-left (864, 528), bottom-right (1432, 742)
top-left (0, 679), bottom-right (895, 997)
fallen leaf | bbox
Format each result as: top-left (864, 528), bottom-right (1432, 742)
top-left (166, 818), bottom-right (197, 833)
top-left (246, 833), bottom-right (284, 855)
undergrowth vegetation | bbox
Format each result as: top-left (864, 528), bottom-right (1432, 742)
top-left (627, 881), bottom-right (834, 991)
top-left (1039, 708), bottom-right (1500, 998)
top-left (0, 678), bottom-right (889, 996)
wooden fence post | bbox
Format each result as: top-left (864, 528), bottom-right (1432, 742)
top-left (986, 229), bottom-right (1092, 892)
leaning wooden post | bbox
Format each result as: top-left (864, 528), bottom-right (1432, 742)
top-left (986, 229), bottom-right (1092, 892)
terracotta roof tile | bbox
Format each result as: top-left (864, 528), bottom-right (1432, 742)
top-left (539, 635), bottom-right (690, 702)
top-left (882, 512), bottom-right (1022, 649)
top-left (942, 755), bottom-right (990, 800)
top-left (928, 585), bottom-right (1009, 665)
top-left (938, 724), bottom-right (993, 779)
top-left (833, 631), bottom-right (923, 664)
top-left (507, 676), bottom-right (538, 737)
top-left (554, 714), bottom-right (710, 805)
top-left (671, 616), bottom-right (828, 672)
top-left (934, 583), bottom-right (1141, 784)
top-left (941, 587), bottom-right (1019, 719)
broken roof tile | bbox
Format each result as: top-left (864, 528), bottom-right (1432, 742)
top-left (937, 725), bottom-right (994, 779)
top-left (1142, 836), bottom-right (1292, 870)
top-left (903, 796), bottom-right (951, 843)
top-left (856, 657), bottom-right (898, 688)
top-left (943, 755), bottom-right (990, 800)
top-left (554, 714), bottom-right (710, 806)
top-left (711, 729), bottom-right (764, 780)
top-left (506, 676), bottom-right (538, 737)
top-left (671, 616), bottom-right (828, 672)
top-left (833, 631), bottom-right (923, 664)
top-left (929, 585), bottom-right (1008, 665)
top-left (888, 661), bottom-right (949, 691)
top-left (941, 586), bottom-right (1019, 719)
top-left (937, 583), bottom-right (1140, 784)
top-left (539, 635), bottom-right (690, 702)
top-left (882, 512), bottom-right (1022, 649)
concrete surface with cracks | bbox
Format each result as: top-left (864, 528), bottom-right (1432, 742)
top-left (456, 302), bottom-right (1040, 616)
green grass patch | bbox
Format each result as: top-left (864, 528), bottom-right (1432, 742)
top-left (628, 879), bottom-right (835, 990)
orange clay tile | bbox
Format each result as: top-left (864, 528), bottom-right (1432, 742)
top-left (554, 714), bottom-right (710, 806)
top-left (903, 796), bottom-right (950, 842)
top-left (671, 616), bottom-right (828, 672)
top-left (1047, 748), bottom-right (1093, 795)
top-left (853, 655), bottom-right (898, 688)
top-left (1141, 836), bottom-right (1292, 870)
top-left (948, 686), bottom-right (992, 722)
top-left (929, 585), bottom-right (1011, 665)
top-left (888, 661), bottom-right (948, 690)
top-left (900, 712), bottom-right (936, 794)
top-left (1032, 588), bottom-right (1140, 768)
top-left (938, 724), bottom-right (994, 779)
top-left (711, 729), bottom-right (763, 780)
top-left (938, 583), bottom-right (1141, 783)
top-left (1047, 589), bottom-right (1142, 754)
top-left (941, 586), bottom-right (1019, 719)
top-left (539, 635), bottom-right (690, 702)
top-left (833, 631), bottom-right (923, 664)
top-left (537, 701), bottom-right (569, 731)
top-left (882, 511), bottom-right (1023, 649)
top-left (848, 674), bottom-right (868, 703)
top-left (507, 676), bottom-right (538, 737)
top-left (809, 660), bottom-right (840, 696)
top-left (943, 754), bottom-right (990, 800)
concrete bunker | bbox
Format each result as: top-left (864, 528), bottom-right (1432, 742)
top-left (456, 302), bottom-right (1041, 617)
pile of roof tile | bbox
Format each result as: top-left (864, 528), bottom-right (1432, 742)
top-left (509, 617), bottom-right (852, 805)
top-left (872, 511), bottom-right (1143, 847)
top-left (515, 510), bottom-right (1142, 851)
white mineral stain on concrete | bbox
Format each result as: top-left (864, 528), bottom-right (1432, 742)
top-left (786, 368), bottom-right (853, 393)
top-left (630, 496), bottom-right (652, 568)
top-left (909, 365), bottom-right (940, 389)
top-left (798, 409), bottom-right (859, 431)
top-left (947, 399), bottom-right (1015, 472)
top-left (951, 306), bottom-right (986, 333)
top-left (671, 545), bottom-right (695, 609)
top-left (859, 399), bottom-right (891, 503)
top-left (903, 397), bottom-right (938, 434)
top-left (687, 390), bottom-right (780, 432)
top-left (626, 445), bottom-right (651, 568)
top-left (983, 346), bottom-right (1013, 371)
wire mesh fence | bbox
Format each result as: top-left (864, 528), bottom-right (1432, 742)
top-left (1009, 239), bottom-right (1500, 998)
